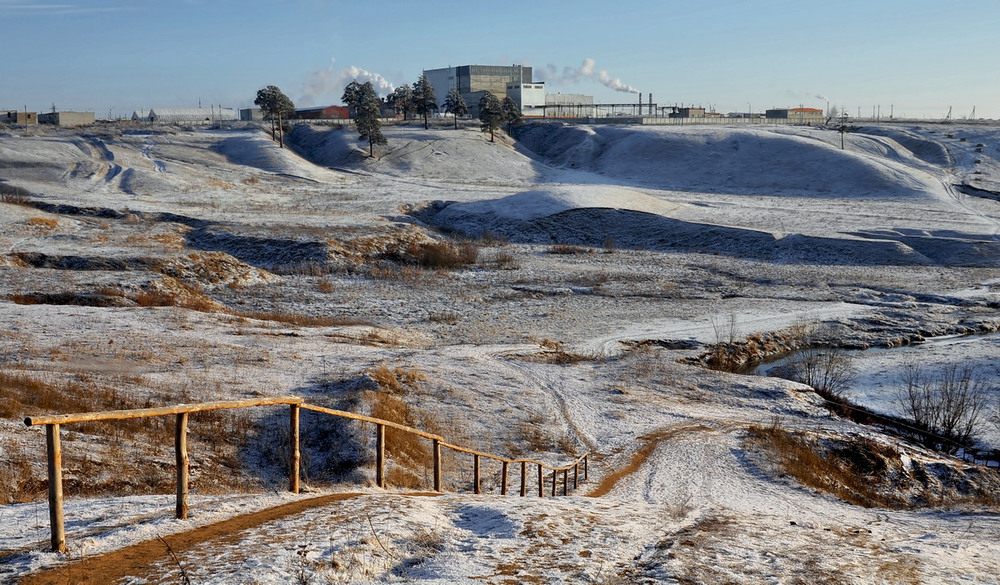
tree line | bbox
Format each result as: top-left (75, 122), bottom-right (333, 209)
top-left (255, 74), bottom-right (525, 157)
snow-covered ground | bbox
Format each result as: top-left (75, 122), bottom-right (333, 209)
top-left (1, 119), bottom-right (999, 583)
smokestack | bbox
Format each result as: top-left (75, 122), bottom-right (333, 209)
top-left (638, 92), bottom-right (642, 116)
top-left (648, 93), bottom-right (653, 116)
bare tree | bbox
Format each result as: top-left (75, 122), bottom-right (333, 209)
top-left (896, 362), bottom-right (996, 453)
top-left (782, 348), bottom-right (855, 400)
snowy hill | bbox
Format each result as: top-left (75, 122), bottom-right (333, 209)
top-left (2, 120), bottom-right (1000, 584)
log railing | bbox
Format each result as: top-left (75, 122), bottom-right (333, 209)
top-left (24, 397), bottom-right (590, 553)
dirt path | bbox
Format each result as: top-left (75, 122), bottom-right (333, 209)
top-left (586, 424), bottom-right (711, 498)
top-left (17, 493), bottom-right (373, 585)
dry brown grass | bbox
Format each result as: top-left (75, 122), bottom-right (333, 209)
top-left (548, 244), bottom-right (591, 255)
top-left (366, 364), bottom-right (427, 395)
top-left (207, 179), bottom-right (235, 190)
top-left (0, 182), bottom-right (30, 205)
top-left (27, 217), bottom-right (58, 229)
top-left (369, 393), bottom-right (431, 490)
top-left (410, 241), bottom-right (478, 269)
top-left (0, 368), bottom-right (260, 503)
top-left (747, 423), bottom-right (908, 508)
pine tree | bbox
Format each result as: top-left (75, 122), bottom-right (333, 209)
top-left (412, 74), bottom-right (437, 129)
top-left (386, 85), bottom-right (414, 120)
top-left (502, 96), bottom-right (523, 136)
top-left (444, 88), bottom-right (468, 130)
top-left (341, 81), bottom-right (365, 112)
top-left (254, 85), bottom-right (295, 148)
top-left (351, 82), bottom-right (386, 157)
top-left (478, 91), bottom-right (504, 142)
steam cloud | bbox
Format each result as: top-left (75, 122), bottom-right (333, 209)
top-left (539, 58), bottom-right (640, 94)
top-left (299, 58), bottom-right (396, 106)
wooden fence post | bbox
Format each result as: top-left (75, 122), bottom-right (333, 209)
top-left (537, 463), bottom-right (543, 497)
top-left (473, 454), bottom-right (481, 494)
top-left (289, 404), bottom-right (300, 494)
top-left (519, 461), bottom-right (527, 497)
top-left (584, 455), bottom-right (588, 481)
top-left (46, 423), bottom-right (65, 553)
top-left (562, 469), bottom-right (568, 496)
top-left (376, 423), bottom-right (385, 489)
top-left (573, 463), bottom-right (579, 491)
top-left (501, 461), bottom-right (509, 495)
top-left (433, 439), bottom-right (442, 492)
top-left (175, 413), bottom-right (189, 519)
top-left (551, 470), bottom-right (557, 497)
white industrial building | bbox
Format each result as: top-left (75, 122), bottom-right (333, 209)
top-left (132, 108), bottom-right (238, 124)
top-left (423, 64), bottom-right (593, 118)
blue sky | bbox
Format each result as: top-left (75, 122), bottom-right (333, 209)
top-left (1, 0), bottom-right (997, 120)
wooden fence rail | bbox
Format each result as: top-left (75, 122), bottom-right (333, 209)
top-left (24, 397), bottom-right (589, 553)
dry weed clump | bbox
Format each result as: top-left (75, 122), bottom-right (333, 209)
top-left (744, 423), bottom-right (1000, 509)
top-left (409, 241), bottom-right (478, 269)
top-left (0, 182), bottom-right (31, 205)
top-left (491, 248), bottom-right (520, 270)
top-left (747, 423), bottom-right (905, 508)
top-left (365, 364), bottom-right (428, 395)
top-left (548, 244), bottom-right (591, 255)
top-left (27, 217), bottom-right (58, 229)
top-left (368, 393), bottom-right (434, 490)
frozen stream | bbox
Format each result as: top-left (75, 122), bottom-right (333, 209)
top-left (755, 333), bottom-right (1000, 448)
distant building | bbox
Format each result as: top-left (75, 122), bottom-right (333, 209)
top-left (137, 108), bottom-right (238, 124)
top-left (290, 106), bottom-right (350, 120)
top-left (544, 93), bottom-right (596, 118)
top-left (765, 108), bottom-right (825, 123)
top-left (507, 82), bottom-right (546, 116)
top-left (240, 108), bottom-right (264, 122)
top-left (424, 64), bottom-right (534, 114)
top-left (669, 107), bottom-right (707, 118)
top-left (2, 111), bottom-right (37, 125)
top-left (38, 111), bottom-right (95, 127)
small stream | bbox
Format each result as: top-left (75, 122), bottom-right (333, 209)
top-left (752, 331), bottom-right (1000, 449)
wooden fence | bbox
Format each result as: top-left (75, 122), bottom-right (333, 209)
top-left (23, 397), bottom-right (590, 553)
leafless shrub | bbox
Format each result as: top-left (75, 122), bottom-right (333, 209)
top-left (0, 183), bottom-right (30, 205)
top-left (548, 243), bottom-right (591, 255)
top-left (491, 248), bottom-right (520, 270)
top-left (411, 241), bottom-right (478, 269)
top-left (895, 362), bottom-right (996, 453)
top-left (779, 347), bottom-right (856, 400)
top-left (428, 311), bottom-right (461, 324)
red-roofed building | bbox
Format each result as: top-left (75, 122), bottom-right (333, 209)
top-left (765, 107), bottom-right (826, 124)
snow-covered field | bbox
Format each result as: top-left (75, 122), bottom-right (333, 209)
top-left (2, 119), bottom-right (1000, 584)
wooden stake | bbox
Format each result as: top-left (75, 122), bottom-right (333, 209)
top-left (537, 463), bottom-right (543, 497)
top-left (562, 469), bottom-right (568, 496)
top-left (375, 423), bottom-right (386, 488)
top-left (46, 424), bottom-right (65, 553)
top-left (289, 404), bottom-right (300, 494)
top-left (473, 454), bottom-right (481, 494)
top-left (573, 463), bottom-right (579, 490)
top-left (519, 461), bottom-right (527, 497)
top-left (175, 413), bottom-right (189, 519)
top-left (501, 461), bottom-right (509, 495)
top-left (551, 470), bottom-right (557, 497)
top-left (433, 439), bottom-right (442, 492)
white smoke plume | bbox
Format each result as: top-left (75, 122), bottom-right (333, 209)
top-left (299, 58), bottom-right (396, 106)
top-left (539, 58), bottom-right (640, 94)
